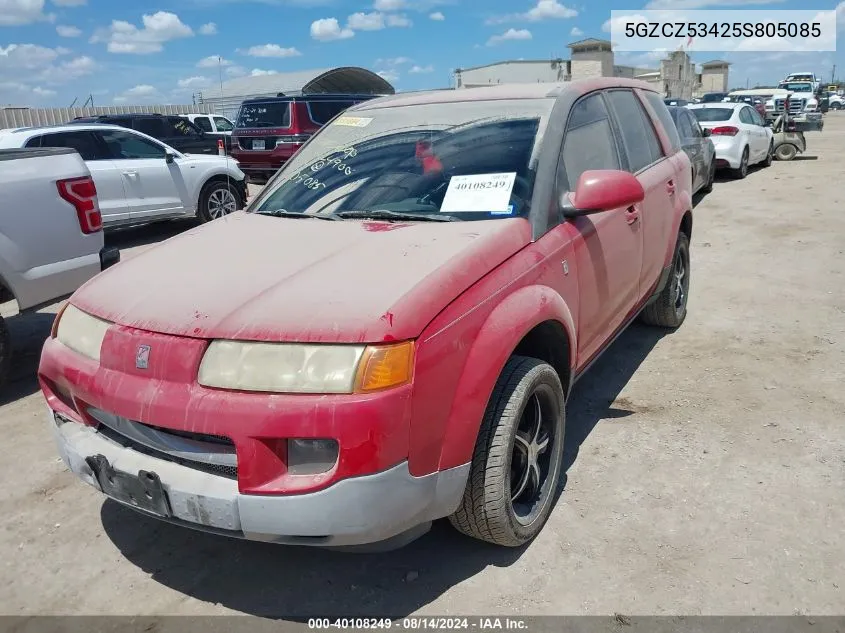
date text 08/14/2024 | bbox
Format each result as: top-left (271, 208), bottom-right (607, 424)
top-left (308, 618), bottom-right (529, 630)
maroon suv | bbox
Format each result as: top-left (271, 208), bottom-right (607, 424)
top-left (230, 93), bottom-right (376, 180)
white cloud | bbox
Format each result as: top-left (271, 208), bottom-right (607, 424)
top-left (55, 46), bottom-right (71, 54)
top-left (377, 56), bottom-right (412, 65)
top-left (570, 26), bottom-right (583, 36)
top-left (52, 0), bottom-right (86, 5)
top-left (32, 85), bottom-right (57, 96)
top-left (487, 0), bottom-right (577, 25)
top-left (114, 83), bottom-right (160, 103)
top-left (197, 55), bottom-right (232, 67)
top-left (250, 68), bottom-right (278, 76)
top-left (429, 11), bottom-right (444, 20)
top-left (56, 24), bottom-right (81, 37)
top-left (226, 65), bottom-right (248, 77)
top-left (377, 69), bottom-right (399, 82)
top-left (199, 22), bottom-right (217, 35)
top-left (90, 11), bottom-right (194, 54)
top-left (0, 0), bottom-right (50, 26)
top-left (0, 43), bottom-right (60, 70)
top-left (177, 75), bottom-right (211, 89)
top-left (347, 11), bottom-right (385, 30)
top-left (486, 28), bottom-right (532, 45)
top-left (386, 13), bottom-right (411, 26)
top-left (310, 17), bottom-right (354, 41)
top-left (409, 64), bottom-right (433, 73)
top-left (646, 0), bottom-right (783, 7)
top-left (374, 0), bottom-right (404, 10)
top-left (238, 43), bottom-right (301, 57)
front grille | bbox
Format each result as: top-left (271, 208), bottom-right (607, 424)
top-left (774, 98), bottom-right (807, 114)
top-left (237, 136), bottom-right (277, 150)
top-left (87, 408), bottom-right (238, 480)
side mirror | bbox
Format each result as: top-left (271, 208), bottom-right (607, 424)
top-left (560, 170), bottom-right (645, 218)
top-left (165, 151), bottom-right (175, 164)
top-left (702, 128), bottom-right (712, 137)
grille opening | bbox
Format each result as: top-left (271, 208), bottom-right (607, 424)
top-left (96, 424), bottom-right (239, 480)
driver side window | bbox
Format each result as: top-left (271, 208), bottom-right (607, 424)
top-left (558, 92), bottom-right (622, 192)
top-left (99, 129), bottom-right (167, 160)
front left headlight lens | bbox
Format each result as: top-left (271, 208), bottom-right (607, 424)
top-left (198, 341), bottom-right (366, 393)
top-left (55, 304), bottom-right (112, 362)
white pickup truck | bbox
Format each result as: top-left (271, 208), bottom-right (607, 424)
top-left (0, 147), bottom-right (119, 387)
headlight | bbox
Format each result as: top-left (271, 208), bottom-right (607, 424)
top-left (197, 340), bottom-right (414, 394)
top-left (54, 304), bottom-right (111, 362)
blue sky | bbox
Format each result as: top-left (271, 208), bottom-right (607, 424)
top-left (1, 0), bottom-right (842, 107)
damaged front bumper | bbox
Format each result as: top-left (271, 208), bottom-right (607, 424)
top-left (49, 410), bottom-right (468, 550)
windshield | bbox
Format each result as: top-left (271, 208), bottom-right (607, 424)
top-left (235, 101), bottom-right (291, 128)
top-left (778, 83), bottom-right (813, 93)
top-left (691, 107), bottom-right (734, 122)
top-left (252, 99), bottom-right (552, 222)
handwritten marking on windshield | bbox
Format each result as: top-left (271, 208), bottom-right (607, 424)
top-left (307, 147), bottom-right (358, 177)
top-left (293, 172), bottom-right (326, 190)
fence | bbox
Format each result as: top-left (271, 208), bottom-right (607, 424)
top-left (0, 104), bottom-right (216, 130)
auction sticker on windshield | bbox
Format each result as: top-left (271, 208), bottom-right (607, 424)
top-left (440, 173), bottom-right (516, 213)
top-left (333, 116), bottom-right (373, 128)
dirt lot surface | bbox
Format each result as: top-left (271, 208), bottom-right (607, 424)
top-left (1, 118), bottom-right (843, 618)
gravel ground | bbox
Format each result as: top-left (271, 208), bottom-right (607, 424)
top-left (1, 117), bottom-right (843, 617)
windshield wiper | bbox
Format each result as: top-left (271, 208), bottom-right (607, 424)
top-left (335, 210), bottom-right (460, 222)
top-left (255, 209), bottom-right (339, 220)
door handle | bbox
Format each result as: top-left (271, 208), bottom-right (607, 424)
top-left (625, 206), bottom-right (640, 225)
top-left (666, 180), bottom-right (676, 194)
top-left (122, 171), bottom-right (138, 177)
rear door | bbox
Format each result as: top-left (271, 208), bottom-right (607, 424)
top-left (99, 128), bottom-right (187, 219)
top-left (606, 89), bottom-right (679, 298)
top-left (674, 109), bottom-right (702, 189)
top-left (558, 91), bottom-right (644, 366)
top-left (738, 106), bottom-right (764, 161)
top-left (25, 130), bottom-right (131, 225)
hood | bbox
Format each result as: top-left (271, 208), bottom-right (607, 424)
top-left (71, 212), bottom-right (531, 343)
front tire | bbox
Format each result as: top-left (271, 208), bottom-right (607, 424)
top-left (732, 147), bottom-right (749, 179)
top-left (0, 315), bottom-right (11, 389)
top-left (197, 180), bottom-right (240, 223)
top-left (775, 143), bottom-right (798, 161)
top-left (641, 232), bottom-right (690, 329)
top-left (701, 159), bottom-right (715, 193)
top-left (762, 141), bottom-right (774, 167)
top-left (449, 356), bottom-right (565, 547)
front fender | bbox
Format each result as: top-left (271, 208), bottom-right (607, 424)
top-left (429, 284), bottom-right (576, 473)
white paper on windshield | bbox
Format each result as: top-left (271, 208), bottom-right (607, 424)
top-left (440, 173), bottom-right (516, 213)
top-left (333, 116), bottom-right (373, 128)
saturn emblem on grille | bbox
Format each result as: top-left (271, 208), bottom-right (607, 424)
top-left (136, 345), bottom-right (151, 370)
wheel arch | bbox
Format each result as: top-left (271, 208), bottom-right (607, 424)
top-left (432, 284), bottom-right (576, 473)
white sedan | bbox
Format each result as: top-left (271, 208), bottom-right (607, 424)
top-left (687, 103), bottom-right (774, 179)
top-left (0, 123), bottom-right (248, 227)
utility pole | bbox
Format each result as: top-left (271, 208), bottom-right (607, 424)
top-left (833, 64), bottom-right (836, 83)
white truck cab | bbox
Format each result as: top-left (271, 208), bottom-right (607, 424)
top-left (766, 83), bottom-right (819, 117)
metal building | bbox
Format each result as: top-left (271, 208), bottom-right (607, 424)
top-left (195, 66), bottom-right (395, 118)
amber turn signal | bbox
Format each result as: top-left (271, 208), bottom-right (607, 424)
top-left (354, 341), bottom-right (415, 393)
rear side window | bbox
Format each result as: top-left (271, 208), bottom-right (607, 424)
top-left (236, 101), bottom-right (291, 128)
top-left (193, 116), bottom-right (212, 132)
top-left (739, 108), bottom-right (755, 124)
top-left (213, 116), bottom-right (233, 132)
top-left (307, 100), bottom-right (354, 125)
top-left (134, 118), bottom-right (165, 138)
top-left (674, 110), bottom-right (694, 139)
top-left (642, 91), bottom-right (682, 155)
top-left (166, 117), bottom-right (201, 137)
top-left (106, 118), bottom-right (132, 128)
top-left (25, 131), bottom-right (108, 161)
top-left (559, 93), bottom-right (621, 191)
top-left (684, 111), bottom-right (702, 138)
top-left (605, 90), bottom-right (663, 173)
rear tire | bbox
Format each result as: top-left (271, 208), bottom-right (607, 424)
top-left (641, 232), bottom-right (690, 329)
top-left (775, 143), bottom-right (798, 161)
top-left (449, 356), bottom-right (565, 547)
top-left (0, 315), bottom-right (11, 389)
top-left (732, 147), bottom-right (749, 179)
top-left (197, 180), bottom-right (240, 223)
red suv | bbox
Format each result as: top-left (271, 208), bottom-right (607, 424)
top-left (230, 93), bottom-right (376, 180)
top-left (40, 79), bottom-right (693, 551)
